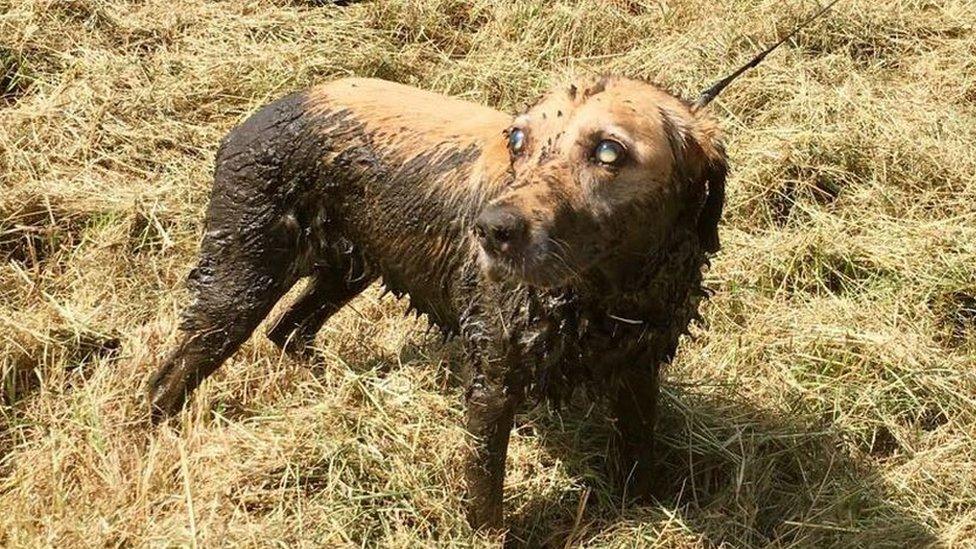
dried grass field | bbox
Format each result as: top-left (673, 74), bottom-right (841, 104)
top-left (1, 0), bottom-right (975, 546)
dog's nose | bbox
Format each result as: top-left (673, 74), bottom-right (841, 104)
top-left (475, 206), bottom-right (529, 254)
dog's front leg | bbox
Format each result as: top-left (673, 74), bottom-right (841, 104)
top-left (464, 367), bottom-right (522, 530)
top-left (613, 364), bottom-right (661, 499)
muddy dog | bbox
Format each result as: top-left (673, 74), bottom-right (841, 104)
top-left (147, 3), bottom-right (836, 528)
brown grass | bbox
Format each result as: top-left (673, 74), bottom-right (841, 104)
top-left (1, 0), bottom-right (975, 546)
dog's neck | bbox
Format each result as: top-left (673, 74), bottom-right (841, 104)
top-left (563, 226), bottom-right (708, 327)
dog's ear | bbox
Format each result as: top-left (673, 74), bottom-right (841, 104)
top-left (696, 139), bottom-right (727, 253)
top-left (659, 107), bottom-right (728, 253)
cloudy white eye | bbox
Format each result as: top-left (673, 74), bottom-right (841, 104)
top-left (594, 140), bottom-right (625, 165)
top-left (508, 128), bottom-right (526, 154)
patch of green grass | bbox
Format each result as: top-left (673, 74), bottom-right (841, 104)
top-left (0, 47), bottom-right (30, 101)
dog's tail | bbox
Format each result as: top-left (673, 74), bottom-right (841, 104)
top-left (693, 0), bottom-right (840, 111)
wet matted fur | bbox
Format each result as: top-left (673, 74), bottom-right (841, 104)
top-left (146, 75), bottom-right (728, 529)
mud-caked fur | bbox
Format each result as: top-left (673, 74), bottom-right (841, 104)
top-left (147, 76), bottom-right (728, 529)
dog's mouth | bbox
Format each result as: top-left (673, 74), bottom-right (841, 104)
top-left (474, 231), bottom-right (577, 289)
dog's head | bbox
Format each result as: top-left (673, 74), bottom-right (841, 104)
top-left (474, 76), bottom-right (727, 288)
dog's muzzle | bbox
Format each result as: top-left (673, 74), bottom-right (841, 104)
top-left (474, 204), bottom-right (529, 258)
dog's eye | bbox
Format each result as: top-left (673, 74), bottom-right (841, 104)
top-left (508, 128), bottom-right (526, 154)
top-left (594, 140), bottom-right (625, 165)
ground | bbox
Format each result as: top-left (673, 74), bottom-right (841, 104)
top-left (1, 0), bottom-right (974, 546)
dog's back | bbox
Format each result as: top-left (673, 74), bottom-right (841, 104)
top-left (297, 79), bottom-right (512, 322)
top-left (149, 79), bottom-right (509, 415)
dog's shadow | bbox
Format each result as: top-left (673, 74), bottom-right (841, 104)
top-left (504, 384), bottom-right (940, 548)
top-left (310, 337), bottom-right (938, 548)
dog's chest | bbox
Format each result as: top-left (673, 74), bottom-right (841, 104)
top-left (502, 291), bottom-right (686, 400)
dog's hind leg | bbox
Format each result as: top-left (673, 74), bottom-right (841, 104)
top-left (147, 205), bottom-right (300, 420)
top-left (266, 256), bottom-right (375, 355)
top-left (148, 152), bottom-right (307, 420)
top-left (147, 90), bottom-right (352, 420)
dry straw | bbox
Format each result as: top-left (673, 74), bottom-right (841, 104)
top-left (1, 0), bottom-right (974, 546)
